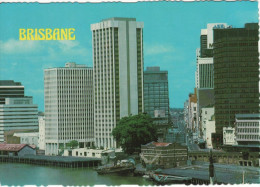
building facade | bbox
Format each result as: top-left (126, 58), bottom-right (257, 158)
top-left (0, 97), bottom-right (38, 143)
top-left (140, 142), bottom-right (188, 168)
top-left (200, 107), bottom-right (215, 148)
top-left (13, 132), bottom-right (39, 147)
top-left (91, 17), bottom-right (144, 148)
top-left (144, 66), bottom-right (170, 141)
top-left (235, 114), bottom-right (260, 146)
top-left (223, 127), bottom-right (236, 146)
top-left (213, 23), bottom-right (259, 147)
top-left (44, 62), bottom-right (94, 155)
top-left (38, 115), bottom-right (45, 150)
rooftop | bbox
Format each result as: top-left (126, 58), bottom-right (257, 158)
top-left (102, 17), bottom-right (136, 22)
top-left (0, 144), bottom-right (35, 152)
top-left (152, 142), bottom-right (171, 147)
top-left (0, 80), bottom-right (23, 86)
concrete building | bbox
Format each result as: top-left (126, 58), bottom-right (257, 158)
top-left (188, 90), bottom-right (197, 134)
top-left (144, 66), bottom-right (170, 141)
top-left (200, 107), bottom-right (215, 148)
top-left (38, 115), bottom-right (45, 150)
top-left (0, 97), bottom-right (38, 143)
top-left (13, 132), bottom-right (39, 147)
top-left (223, 127), bottom-right (236, 146)
top-left (184, 100), bottom-right (189, 128)
top-left (0, 144), bottom-right (36, 156)
top-left (235, 114), bottom-right (260, 146)
top-left (196, 58), bottom-right (214, 89)
top-left (213, 23), bottom-right (259, 147)
top-left (44, 62), bottom-right (94, 155)
top-left (64, 148), bottom-right (115, 165)
top-left (91, 17), bottom-right (144, 149)
top-left (140, 142), bottom-right (188, 168)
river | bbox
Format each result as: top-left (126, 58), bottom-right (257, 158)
top-left (0, 163), bottom-right (153, 186)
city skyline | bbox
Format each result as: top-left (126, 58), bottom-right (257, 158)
top-left (0, 2), bottom-right (258, 111)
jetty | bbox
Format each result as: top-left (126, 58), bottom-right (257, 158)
top-left (0, 155), bottom-right (101, 168)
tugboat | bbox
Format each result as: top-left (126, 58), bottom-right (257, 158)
top-left (96, 160), bottom-right (135, 175)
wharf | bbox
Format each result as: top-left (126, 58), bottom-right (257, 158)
top-left (0, 155), bottom-right (101, 168)
top-left (161, 162), bottom-right (260, 184)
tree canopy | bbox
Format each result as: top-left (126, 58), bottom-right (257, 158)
top-left (66, 140), bottom-right (79, 149)
top-left (112, 113), bottom-right (158, 154)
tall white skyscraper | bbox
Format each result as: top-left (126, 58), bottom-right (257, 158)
top-left (44, 62), bottom-right (94, 155)
top-left (91, 17), bottom-right (144, 149)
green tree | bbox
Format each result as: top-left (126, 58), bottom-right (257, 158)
top-left (112, 113), bottom-right (158, 154)
top-left (66, 140), bottom-right (79, 149)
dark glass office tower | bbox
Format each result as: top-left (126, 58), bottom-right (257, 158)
top-left (144, 67), bottom-right (170, 141)
top-left (0, 80), bottom-right (24, 104)
top-left (212, 23), bottom-right (259, 147)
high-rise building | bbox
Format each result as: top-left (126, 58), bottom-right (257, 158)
top-left (213, 23), bottom-right (259, 147)
top-left (195, 24), bottom-right (228, 143)
top-left (196, 58), bottom-right (214, 89)
top-left (196, 23), bottom-right (228, 89)
top-left (0, 97), bottom-right (38, 143)
top-left (144, 66), bottom-right (169, 141)
top-left (44, 62), bottom-right (94, 155)
top-left (0, 80), bottom-right (24, 104)
top-left (0, 80), bottom-right (38, 143)
top-left (199, 23), bottom-right (228, 58)
top-left (91, 17), bottom-right (144, 148)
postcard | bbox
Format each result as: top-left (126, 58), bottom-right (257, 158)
top-left (0, 0), bottom-right (259, 186)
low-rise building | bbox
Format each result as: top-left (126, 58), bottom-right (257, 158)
top-left (200, 107), bottom-right (215, 148)
top-left (64, 148), bottom-right (115, 165)
top-left (13, 132), bottom-right (39, 147)
top-left (223, 127), bottom-right (236, 145)
top-left (0, 144), bottom-right (36, 156)
top-left (64, 148), bottom-right (114, 158)
top-left (140, 142), bottom-right (188, 168)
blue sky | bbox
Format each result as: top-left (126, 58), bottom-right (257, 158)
top-left (0, 2), bottom-right (258, 111)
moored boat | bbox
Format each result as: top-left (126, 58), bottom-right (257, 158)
top-left (96, 160), bottom-right (135, 175)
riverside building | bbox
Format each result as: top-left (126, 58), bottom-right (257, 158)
top-left (213, 23), bottom-right (259, 147)
top-left (91, 17), bottom-right (144, 149)
top-left (44, 62), bottom-right (94, 155)
top-left (0, 80), bottom-right (38, 143)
